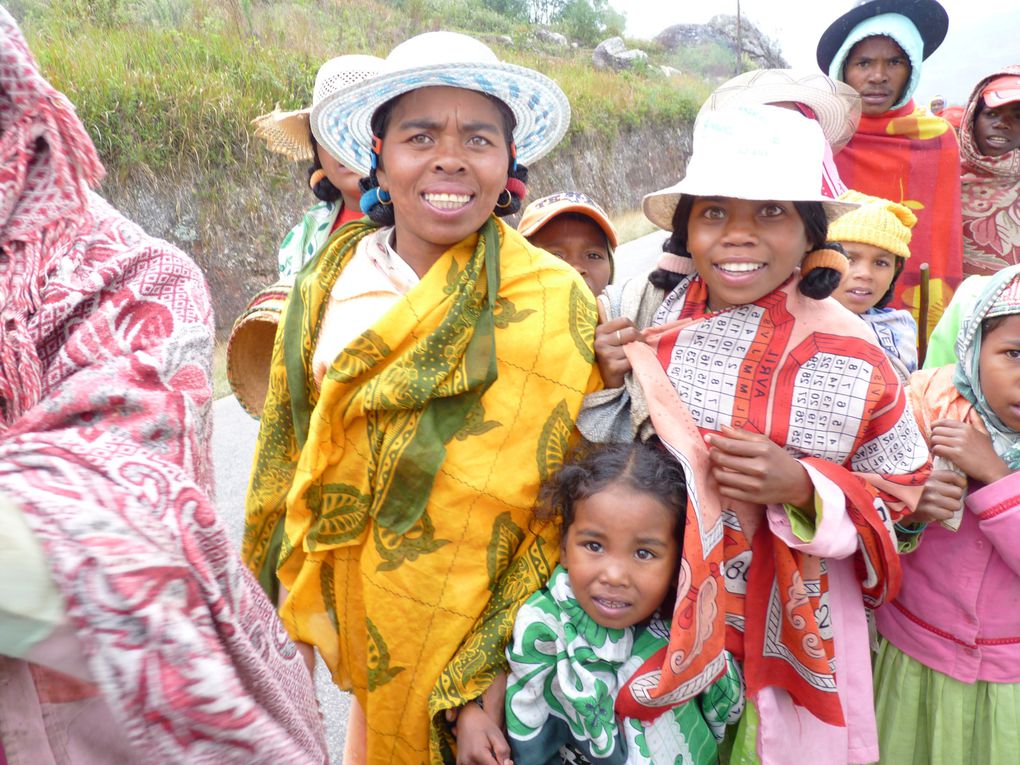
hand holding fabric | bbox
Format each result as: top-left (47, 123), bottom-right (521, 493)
top-left (931, 418), bottom-right (1011, 486)
top-left (594, 301), bottom-right (638, 388)
top-left (907, 468), bottom-right (967, 525)
top-left (705, 425), bottom-right (814, 511)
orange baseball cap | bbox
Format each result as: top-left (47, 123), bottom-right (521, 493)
top-left (517, 191), bottom-right (618, 248)
top-left (982, 75), bottom-right (1020, 108)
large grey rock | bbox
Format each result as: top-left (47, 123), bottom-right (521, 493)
top-left (654, 16), bottom-right (787, 70)
top-left (536, 28), bottom-right (568, 47)
top-left (593, 37), bottom-right (648, 71)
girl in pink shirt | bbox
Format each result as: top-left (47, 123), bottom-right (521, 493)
top-left (874, 263), bottom-right (1020, 764)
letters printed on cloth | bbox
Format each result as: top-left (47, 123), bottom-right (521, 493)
top-left (835, 100), bottom-right (963, 333)
top-left (243, 217), bottom-right (599, 763)
top-left (613, 276), bottom-right (925, 729)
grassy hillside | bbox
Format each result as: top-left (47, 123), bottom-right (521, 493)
top-left (14, 0), bottom-right (724, 180)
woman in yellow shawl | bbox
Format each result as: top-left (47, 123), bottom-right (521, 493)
top-left (243, 31), bottom-right (599, 764)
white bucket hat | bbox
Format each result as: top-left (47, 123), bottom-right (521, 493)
top-left (643, 104), bottom-right (857, 232)
top-left (698, 69), bottom-right (862, 153)
top-left (252, 54), bottom-right (383, 161)
top-left (311, 31), bottom-right (571, 175)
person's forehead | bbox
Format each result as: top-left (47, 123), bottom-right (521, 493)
top-left (848, 35), bottom-right (906, 57)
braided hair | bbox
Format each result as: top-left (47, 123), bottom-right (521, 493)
top-left (358, 92), bottom-right (528, 225)
top-left (648, 197), bottom-right (842, 301)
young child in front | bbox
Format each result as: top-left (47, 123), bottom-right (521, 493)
top-left (518, 191), bottom-right (618, 297)
top-left (505, 441), bottom-right (743, 764)
top-left (581, 104), bottom-right (930, 765)
top-left (873, 264), bottom-right (1020, 765)
top-left (828, 190), bottom-right (919, 381)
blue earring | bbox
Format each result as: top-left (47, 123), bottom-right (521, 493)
top-left (359, 187), bottom-right (392, 214)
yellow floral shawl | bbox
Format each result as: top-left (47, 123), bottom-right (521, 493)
top-left (243, 217), bottom-right (599, 763)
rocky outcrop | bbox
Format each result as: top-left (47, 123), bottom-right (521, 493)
top-left (593, 37), bottom-right (649, 70)
top-left (655, 15), bottom-right (787, 69)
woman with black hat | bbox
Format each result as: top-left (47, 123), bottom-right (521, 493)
top-left (817, 0), bottom-right (962, 338)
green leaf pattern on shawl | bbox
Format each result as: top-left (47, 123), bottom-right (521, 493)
top-left (493, 295), bottom-right (537, 328)
top-left (372, 511), bottom-right (450, 573)
top-left (366, 617), bottom-right (405, 692)
top-left (428, 535), bottom-right (555, 758)
top-left (488, 513), bottom-right (526, 593)
top-left (569, 281), bottom-right (597, 364)
top-left (305, 483), bottom-right (371, 550)
top-left (537, 400), bottom-right (574, 483)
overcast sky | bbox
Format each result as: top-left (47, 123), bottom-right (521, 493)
top-left (607, 0), bottom-right (1017, 107)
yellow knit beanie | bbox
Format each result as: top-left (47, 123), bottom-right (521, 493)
top-left (829, 190), bottom-right (917, 260)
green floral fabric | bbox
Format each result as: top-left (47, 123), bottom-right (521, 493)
top-left (506, 566), bottom-right (744, 764)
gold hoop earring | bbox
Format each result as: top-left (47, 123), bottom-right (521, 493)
top-left (378, 189), bottom-right (392, 207)
top-left (495, 189), bottom-right (513, 208)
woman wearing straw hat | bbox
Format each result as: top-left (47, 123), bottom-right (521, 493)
top-left (252, 53), bottom-right (383, 276)
top-left (227, 55), bottom-right (382, 419)
top-left (243, 30), bottom-right (599, 764)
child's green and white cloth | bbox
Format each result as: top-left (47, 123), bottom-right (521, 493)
top-left (506, 566), bottom-right (744, 765)
top-left (277, 200), bottom-right (341, 276)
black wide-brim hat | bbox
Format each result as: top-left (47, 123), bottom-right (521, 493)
top-left (816, 0), bottom-right (949, 73)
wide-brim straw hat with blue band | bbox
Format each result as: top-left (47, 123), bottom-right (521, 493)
top-left (643, 104), bottom-right (858, 232)
top-left (311, 31), bottom-right (571, 176)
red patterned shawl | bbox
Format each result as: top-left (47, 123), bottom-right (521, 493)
top-left (615, 277), bottom-right (926, 732)
top-left (835, 100), bottom-right (963, 333)
top-left (960, 66), bottom-right (1020, 277)
top-left (0, 10), bottom-right (325, 762)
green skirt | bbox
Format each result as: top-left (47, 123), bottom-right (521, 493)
top-left (874, 639), bottom-right (1020, 765)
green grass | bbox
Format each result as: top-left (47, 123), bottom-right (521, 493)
top-left (17, 0), bottom-right (710, 178)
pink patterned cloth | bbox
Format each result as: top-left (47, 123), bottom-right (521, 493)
top-left (0, 9), bottom-right (326, 763)
top-left (960, 66), bottom-right (1020, 277)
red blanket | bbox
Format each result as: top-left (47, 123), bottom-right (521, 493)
top-left (835, 100), bottom-right (963, 334)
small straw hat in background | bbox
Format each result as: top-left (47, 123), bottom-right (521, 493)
top-left (699, 69), bottom-right (862, 153)
top-left (252, 54), bottom-right (383, 161)
top-left (227, 277), bottom-right (293, 418)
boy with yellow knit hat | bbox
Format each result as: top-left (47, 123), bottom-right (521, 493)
top-left (829, 190), bottom-right (919, 381)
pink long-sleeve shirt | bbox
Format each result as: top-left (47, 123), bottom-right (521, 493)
top-left (876, 470), bottom-right (1020, 683)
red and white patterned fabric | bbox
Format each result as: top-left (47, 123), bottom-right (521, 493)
top-left (0, 9), bottom-right (326, 763)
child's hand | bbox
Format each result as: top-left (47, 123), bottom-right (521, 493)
top-left (931, 418), bottom-right (1011, 485)
top-left (705, 425), bottom-right (814, 510)
top-left (455, 701), bottom-right (513, 765)
top-left (905, 468), bottom-right (967, 525)
top-left (594, 301), bottom-right (638, 388)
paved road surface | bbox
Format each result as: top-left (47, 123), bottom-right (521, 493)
top-left (212, 395), bottom-right (349, 763)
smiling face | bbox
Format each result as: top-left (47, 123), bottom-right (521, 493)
top-left (375, 86), bottom-right (510, 273)
top-left (686, 196), bottom-right (811, 312)
top-left (974, 100), bottom-right (1020, 157)
top-left (527, 214), bottom-right (612, 296)
top-left (832, 242), bottom-right (898, 314)
top-left (979, 313), bottom-right (1020, 431)
top-left (843, 36), bottom-right (911, 116)
top-left (316, 143), bottom-right (362, 206)
top-left (560, 482), bottom-right (679, 630)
